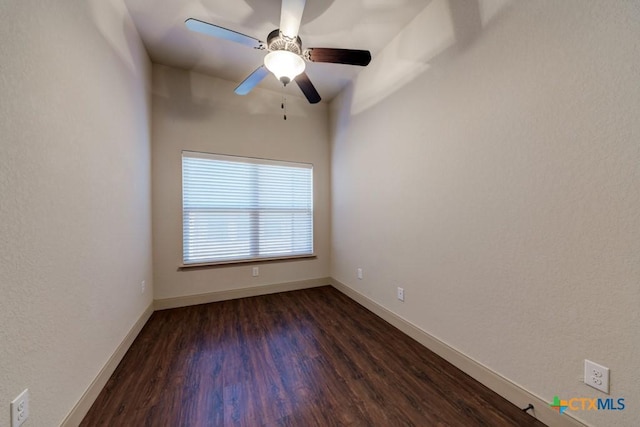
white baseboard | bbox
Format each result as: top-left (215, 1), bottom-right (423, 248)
top-left (329, 278), bottom-right (586, 427)
top-left (60, 303), bottom-right (154, 427)
top-left (154, 277), bottom-right (331, 311)
top-left (61, 278), bottom-right (583, 427)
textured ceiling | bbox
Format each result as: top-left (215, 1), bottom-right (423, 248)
top-left (125, 0), bottom-right (431, 102)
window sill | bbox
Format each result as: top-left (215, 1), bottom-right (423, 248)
top-left (178, 254), bottom-right (317, 270)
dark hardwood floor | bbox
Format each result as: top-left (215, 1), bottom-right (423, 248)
top-left (81, 286), bottom-right (546, 426)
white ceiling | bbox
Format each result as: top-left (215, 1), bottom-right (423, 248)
top-left (124, 0), bottom-right (432, 102)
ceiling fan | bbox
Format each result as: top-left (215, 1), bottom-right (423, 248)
top-left (185, 0), bottom-right (372, 104)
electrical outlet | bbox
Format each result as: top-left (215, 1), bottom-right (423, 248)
top-left (252, 267), bottom-right (259, 277)
top-left (11, 389), bottom-right (29, 427)
top-left (357, 268), bottom-right (363, 280)
top-left (397, 287), bottom-right (405, 302)
top-left (141, 280), bottom-right (146, 294)
top-left (584, 359), bottom-right (609, 394)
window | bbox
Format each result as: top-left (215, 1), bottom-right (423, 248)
top-left (182, 151), bottom-right (313, 265)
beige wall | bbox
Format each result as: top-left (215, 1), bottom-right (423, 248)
top-left (0, 0), bottom-right (152, 425)
top-left (330, 1), bottom-right (640, 426)
top-left (152, 65), bottom-right (330, 300)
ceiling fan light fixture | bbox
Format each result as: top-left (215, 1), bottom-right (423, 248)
top-left (264, 50), bottom-right (305, 86)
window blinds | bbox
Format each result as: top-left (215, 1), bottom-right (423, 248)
top-left (182, 151), bottom-right (313, 265)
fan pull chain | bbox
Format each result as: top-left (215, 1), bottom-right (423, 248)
top-left (282, 96), bottom-right (287, 120)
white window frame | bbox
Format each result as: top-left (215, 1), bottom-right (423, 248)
top-left (181, 151), bottom-right (314, 266)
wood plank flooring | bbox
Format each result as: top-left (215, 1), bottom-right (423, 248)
top-left (81, 286), bottom-right (546, 426)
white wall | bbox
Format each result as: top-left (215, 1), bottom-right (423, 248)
top-left (0, 0), bottom-right (152, 425)
top-left (330, 1), bottom-right (640, 426)
top-left (152, 65), bottom-right (330, 300)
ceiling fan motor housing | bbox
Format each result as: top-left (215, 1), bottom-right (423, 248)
top-left (267, 29), bottom-right (302, 55)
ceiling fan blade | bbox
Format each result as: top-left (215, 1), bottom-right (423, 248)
top-left (295, 72), bottom-right (321, 104)
top-left (304, 48), bottom-right (372, 66)
top-left (185, 18), bottom-right (265, 49)
top-left (280, 0), bottom-right (306, 38)
top-left (235, 66), bottom-right (270, 95)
